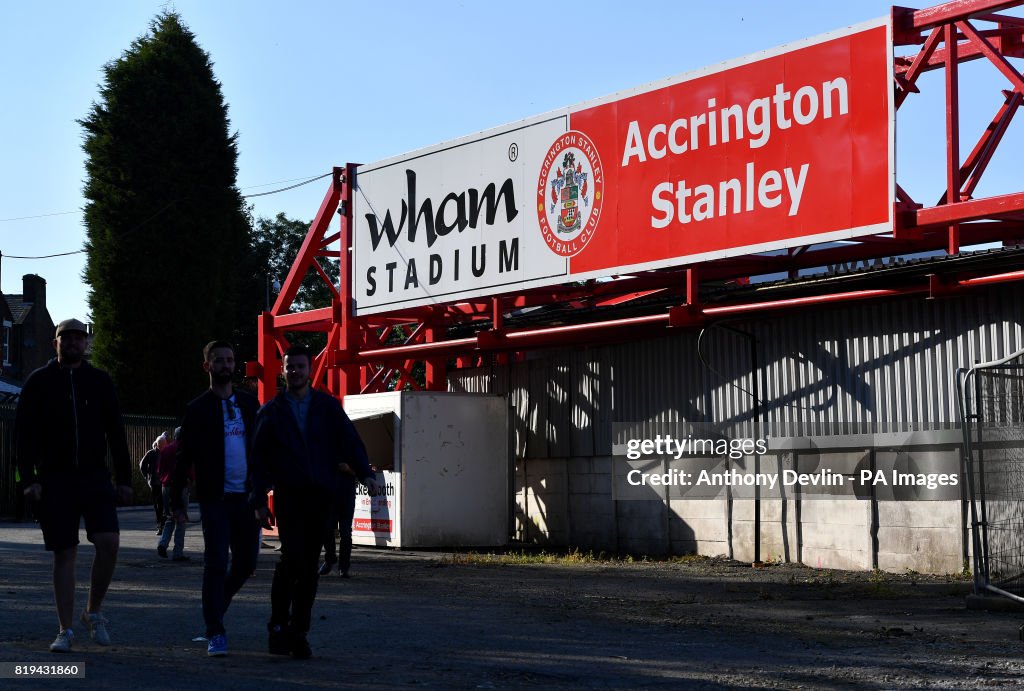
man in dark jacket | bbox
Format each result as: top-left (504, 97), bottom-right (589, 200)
top-left (171, 340), bottom-right (260, 657)
top-left (319, 463), bottom-right (359, 578)
top-left (251, 344), bottom-right (376, 659)
top-left (15, 318), bottom-right (133, 653)
top-left (139, 432), bottom-right (168, 533)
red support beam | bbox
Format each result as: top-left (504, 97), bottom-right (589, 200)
top-left (337, 164), bottom-right (360, 402)
top-left (915, 191), bottom-right (1024, 225)
top-left (898, 0), bottom-right (1022, 32)
top-left (340, 265), bottom-right (1024, 366)
top-left (273, 168), bottom-right (344, 314)
top-left (945, 22), bottom-right (962, 255)
top-left (958, 18), bottom-right (1024, 88)
top-left (270, 307), bottom-right (334, 329)
top-left (895, 26), bottom-right (944, 106)
top-left (255, 312), bottom-right (277, 402)
top-left (954, 90), bottom-right (1023, 201)
top-left (310, 257), bottom-right (341, 301)
top-left (424, 308), bottom-right (446, 391)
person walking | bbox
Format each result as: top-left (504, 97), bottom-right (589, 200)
top-left (319, 463), bottom-right (360, 578)
top-left (15, 318), bottom-right (134, 652)
top-left (171, 340), bottom-right (260, 657)
top-left (140, 432), bottom-right (169, 533)
top-left (251, 344), bottom-right (377, 659)
top-left (157, 427), bottom-right (189, 561)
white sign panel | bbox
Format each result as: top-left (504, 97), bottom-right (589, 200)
top-left (353, 116), bottom-right (569, 315)
top-left (352, 470), bottom-right (400, 546)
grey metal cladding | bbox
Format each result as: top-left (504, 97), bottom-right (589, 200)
top-left (447, 283), bottom-right (1024, 460)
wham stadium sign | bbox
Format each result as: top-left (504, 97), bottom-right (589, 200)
top-left (351, 18), bottom-right (893, 316)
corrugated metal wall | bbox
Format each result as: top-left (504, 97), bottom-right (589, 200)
top-left (449, 284), bottom-right (1024, 457)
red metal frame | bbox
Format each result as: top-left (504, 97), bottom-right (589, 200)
top-left (249, 0), bottom-right (1024, 403)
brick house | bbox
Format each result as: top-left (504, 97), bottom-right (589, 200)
top-left (1, 273), bottom-right (56, 385)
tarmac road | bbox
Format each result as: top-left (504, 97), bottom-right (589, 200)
top-left (1, 506), bottom-right (1022, 689)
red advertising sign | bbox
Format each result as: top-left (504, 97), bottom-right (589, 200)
top-left (353, 518), bottom-right (393, 532)
top-left (565, 20), bottom-right (893, 276)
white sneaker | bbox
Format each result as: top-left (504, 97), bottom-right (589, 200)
top-left (80, 610), bottom-right (110, 646)
top-left (50, 628), bottom-right (74, 652)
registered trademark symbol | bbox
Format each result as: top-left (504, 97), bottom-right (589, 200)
top-left (508, 142), bottom-right (519, 162)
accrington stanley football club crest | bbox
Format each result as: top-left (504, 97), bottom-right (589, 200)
top-left (537, 130), bottom-right (604, 257)
top-left (553, 151), bottom-right (584, 233)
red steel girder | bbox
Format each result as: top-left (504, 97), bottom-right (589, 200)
top-left (893, 0), bottom-right (1024, 246)
top-left (950, 89), bottom-right (1023, 202)
top-left (336, 266), bottom-right (1024, 366)
top-left (272, 167), bottom-right (344, 314)
top-left (895, 0), bottom-right (1022, 37)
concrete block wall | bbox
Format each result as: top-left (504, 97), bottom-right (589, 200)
top-left (730, 499), bottom-right (801, 564)
top-left (517, 458), bottom-right (569, 545)
top-left (669, 498), bottom-right (730, 556)
top-left (513, 442), bottom-right (968, 574)
top-left (877, 501), bottom-right (964, 573)
top-left (799, 500), bottom-right (874, 570)
top-left (567, 457), bottom-right (616, 551)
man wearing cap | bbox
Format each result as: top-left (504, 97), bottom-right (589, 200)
top-left (15, 319), bottom-right (134, 653)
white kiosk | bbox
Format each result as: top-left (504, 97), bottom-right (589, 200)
top-left (344, 391), bottom-right (510, 548)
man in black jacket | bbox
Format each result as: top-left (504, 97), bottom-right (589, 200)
top-left (171, 340), bottom-right (260, 657)
top-left (15, 318), bottom-right (133, 653)
top-left (139, 432), bottom-right (169, 533)
top-left (251, 344), bottom-right (376, 659)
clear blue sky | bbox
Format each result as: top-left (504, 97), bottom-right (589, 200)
top-left (1, 1), bottom-right (1021, 323)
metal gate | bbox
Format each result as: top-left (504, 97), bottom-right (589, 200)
top-left (958, 348), bottom-right (1024, 603)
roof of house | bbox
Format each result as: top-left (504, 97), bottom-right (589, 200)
top-left (2, 295), bottom-right (32, 324)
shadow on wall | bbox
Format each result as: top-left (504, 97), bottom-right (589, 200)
top-left (695, 316), bottom-right (950, 436)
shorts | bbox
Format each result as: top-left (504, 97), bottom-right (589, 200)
top-left (37, 470), bottom-right (120, 551)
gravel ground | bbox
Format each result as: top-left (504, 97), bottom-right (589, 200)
top-left (1, 507), bottom-right (1022, 689)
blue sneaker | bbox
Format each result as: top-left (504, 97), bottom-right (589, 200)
top-left (207, 633), bottom-right (227, 657)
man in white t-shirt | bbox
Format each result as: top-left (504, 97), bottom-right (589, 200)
top-left (171, 340), bottom-right (261, 657)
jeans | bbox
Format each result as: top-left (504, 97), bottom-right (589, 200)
top-left (270, 489), bottom-right (330, 635)
top-left (150, 479), bottom-right (163, 526)
top-left (199, 494), bottom-right (259, 637)
top-left (158, 486), bottom-right (188, 557)
top-left (323, 476), bottom-right (356, 572)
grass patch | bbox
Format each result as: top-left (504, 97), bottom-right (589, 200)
top-left (439, 548), bottom-right (606, 566)
top-left (437, 548), bottom-right (680, 567)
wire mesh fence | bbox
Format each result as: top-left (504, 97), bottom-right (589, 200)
top-left (959, 358), bottom-right (1024, 602)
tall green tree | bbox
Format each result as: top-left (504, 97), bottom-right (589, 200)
top-left (81, 12), bottom-right (251, 415)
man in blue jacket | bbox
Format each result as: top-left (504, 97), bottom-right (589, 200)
top-left (172, 340), bottom-right (260, 657)
top-left (251, 344), bottom-right (376, 659)
top-left (15, 318), bottom-right (133, 653)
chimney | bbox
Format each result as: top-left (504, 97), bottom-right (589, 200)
top-left (23, 274), bottom-right (46, 308)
